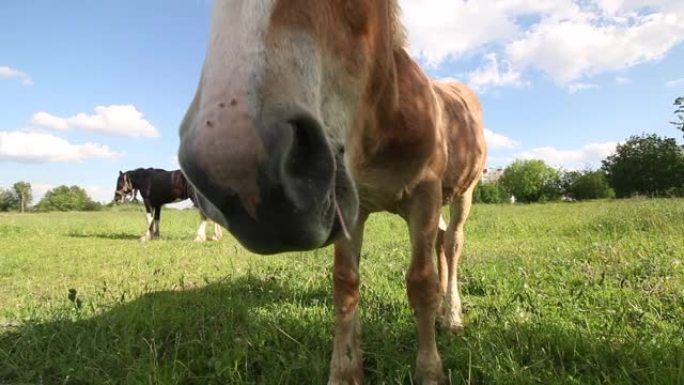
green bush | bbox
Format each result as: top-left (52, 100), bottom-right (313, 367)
top-left (36, 185), bottom-right (102, 212)
top-left (0, 188), bottom-right (19, 212)
top-left (499, 160), bottom-right (562, 203)
top-left (473, 182), bottom-right (508, 204)
top-left (602, 133), bottom-right (684, 198)
top-left (563, 169), bottom-right (615, 200)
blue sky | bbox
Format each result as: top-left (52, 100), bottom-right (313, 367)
top-left (1, 0), bottom-right (683, 203)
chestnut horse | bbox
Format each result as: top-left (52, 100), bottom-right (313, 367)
top-left (179, 1), bottom-right (486, 383)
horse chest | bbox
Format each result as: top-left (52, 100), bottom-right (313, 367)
top-left (351, 160), bottom-right (429, 214)
top-left (355, 180), bottom-right (404, 213)
top-left (347, 135), bottom-right (443, 213)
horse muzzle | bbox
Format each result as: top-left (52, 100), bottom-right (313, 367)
top-left (179, 108), bottom-right (358, 254)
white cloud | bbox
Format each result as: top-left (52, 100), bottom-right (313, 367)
top-left (666, 77), bottom-right (684, 87)
top-left (567, 82), bottom-right (598, 93)
top-left (83, 185), bottom-right (113, 203)
top-left (515, 141), bottom-right (617, 168)
top-left (506, 11), bottom-right (684, 85)
top-left (485, 128), bottom-right (520, 149)
top-left (0, 65), bottom-right (33, 85)
top-left (30, 105), bottom-right (159, 138)
top-left (400, 0), bottom-right (684, 88)
top-left (466, 53), bottom-right (527, 92)
top-left (30, 112), bottom-right (70, 130)
top-left (0, 131), bottom-right (122, 163)
top-left (401, 0), bottom-right (518, 66)
top-left (31, 183), bottom-right (56, 202)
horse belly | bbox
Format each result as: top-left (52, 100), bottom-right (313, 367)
top-left (434, 84), bottom-right (486, 201)
top-left (441, 147), bottom-right (485, 200)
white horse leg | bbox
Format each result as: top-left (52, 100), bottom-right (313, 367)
top-left (147, 205), bottom-right (160, 239)
top-left (439, 189), bottom-right (475, 333)
top-left (211, 222), bottom-right (223, 241)
top-left (194, 220), bottom-right (208, 242)
top-left (141, 214), bottom-right (154, 241)
top-left (141, 206), bottom-right (154, 242)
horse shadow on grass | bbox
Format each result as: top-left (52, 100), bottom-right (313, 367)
top-left (1, 276), bottom-right (370, 384)
top-left (1, 275), bottom-right (682, 385)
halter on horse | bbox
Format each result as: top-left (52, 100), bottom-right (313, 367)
top-left (113, 172), bottom-right (133, 203)
top-left (178, 2), bottom-right (486, 383)
top-left (114, 168), bottom-right (222, 242)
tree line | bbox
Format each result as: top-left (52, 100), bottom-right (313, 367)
top-left (6, 130), bottom-right (680, 212)
top-left (475, 96), bottom-right (684, 204)
top-left (0, 183), bottom-right (101, 212)
top-left (476, 132), bottom-right (684, 204)
top-left (0, 182), bottom-right (33, 212)
top-left (3, 97), bottom-right (683, 211)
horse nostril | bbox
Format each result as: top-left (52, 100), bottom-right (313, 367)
top-left (285, 115), bottom-right (334, 183)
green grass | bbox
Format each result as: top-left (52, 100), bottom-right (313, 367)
top-left (1, 199), bottom-right (683, 384)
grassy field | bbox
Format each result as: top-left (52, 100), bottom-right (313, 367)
top-left (1, 199), bottom-right (683, 385)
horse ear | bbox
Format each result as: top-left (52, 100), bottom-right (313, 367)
top-left (119, 170), bottom-right (123, 176)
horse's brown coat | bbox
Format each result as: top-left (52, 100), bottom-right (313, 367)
top-left (182, 1), bottom-right (486, 383)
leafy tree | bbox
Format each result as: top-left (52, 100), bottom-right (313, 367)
top-left (499, 159), bottom-right (562, 203)
top-left (560, 170), bottom-right (581, 196)
top-left (671, 96), bottom-right (684, 136)
top-left (12, 181), bottom-right (32, 213)
top-left (563, 169), bottom-right (614, 200)
top-left (601, 133), bottom-right (684, 198)
top-left (0, 188), bottom-right (19, 212)
top-left (473, 181), bottom-right (508, 204)
top-left (36, 185), bottom-right (102, 212)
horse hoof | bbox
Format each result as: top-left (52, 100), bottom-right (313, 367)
top-left (327, 377), bottom-right (362, 385)
top-left (439, 314), bottom-right (465, 335)
top-left (327, 359), bottom-right (363, 385)
top-left (416, 352), bottom-right (445, 385)
top-left (194, 236), bottom-right (206, 242)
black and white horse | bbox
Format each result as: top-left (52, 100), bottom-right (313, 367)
top-left (114, 168), bottom-right (222, 242)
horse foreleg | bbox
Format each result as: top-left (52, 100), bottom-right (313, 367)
top-left (436, 215), bottom-right (448, 295)
top-left (405, 182), bottom-right (444, 385)
top-left (328, 212), bottom-right (367, 385)
top-left (438, 188), bottom-right (474, 334)
top-left (194, 219), bottom-right (207, 242)
top-left (211, 222), bottom-right (223, 241)
top-left (141, 202), bottom-right (154, 241)
top-left (153, 206), bottom-right (161, 238)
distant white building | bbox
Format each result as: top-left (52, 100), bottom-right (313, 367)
top-left (479, 167), bottom-right (516, 204)
top-left (481, 167), bottom-right (504, 183)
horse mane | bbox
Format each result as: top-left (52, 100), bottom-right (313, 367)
top-left (389, 0), bottom-right (407, 49)
top-left (126, 167), bottom-right (167, 175)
